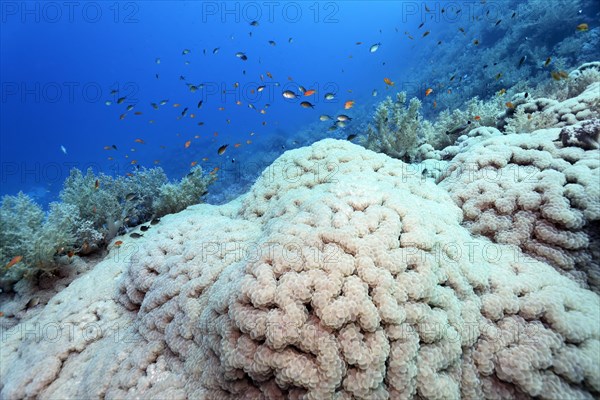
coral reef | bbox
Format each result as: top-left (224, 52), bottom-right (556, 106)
top-left (439, 128), bottom-right (600, 292)
top-left (362, 92), bottom-right (423, 162)
top-left (558, 118), bottom-right (600, 150)
top-left (1, 139), bottom-right (598, 399)
top-left (0, 166), bottom-right (214, 292)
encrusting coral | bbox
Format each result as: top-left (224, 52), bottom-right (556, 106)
top-left (1, 139), bottom-right (598, 399)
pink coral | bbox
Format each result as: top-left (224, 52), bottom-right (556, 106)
top-left (1, 139), bottom-right (598, 399)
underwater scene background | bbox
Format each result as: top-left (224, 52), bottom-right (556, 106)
top-left (1, 0), bottom-right (600, 399)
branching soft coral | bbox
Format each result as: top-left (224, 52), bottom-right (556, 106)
top-left (363, 92), bottom-right (423, 162)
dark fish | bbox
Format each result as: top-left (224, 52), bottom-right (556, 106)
top-left (524, 92), bottom-right (529, 98)
top-left (140, 225), bottom-right (150, 232)
top-left (130, 232), bottom-right (143, 238)
top-left (250, 20), bottom-right (259, 26)
top-left (112, 144), bottom-right (118, 150)
top-left (117, 97), bottom-right (126, 104)
top-left (125, 193), bottom-right (138, 201)
top-left (217, 144), bottom-right (228, 155)
top-left (518, 56), bottom-right (526, 67)
top-left (495, 19), bottom-right (502, 26)
top-left (346, 134), bottom-right (357, 141)
top-left (418, 22), bottom-right (424, 29)
top-left (182, 107), bottom-right (188, 117)
top-left (180, 75), bottom-right (186, 80)
top-left (197, 100), bottom-right (203, 108)
top-left (213, 47), bottom-right (220, 54)
top-left (155, 74), bottom-right (159, 79)
top-left (512, 12), bottom-right (516, 18)
top-left (150, 218), bottom-right (161, 225)
top-left (235, 52), bottom-right (248, 61)
top-left (300, 101), bottom-right (314, 108)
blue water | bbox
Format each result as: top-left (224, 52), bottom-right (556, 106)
top-left (1, 0), bottom-right (598, 206)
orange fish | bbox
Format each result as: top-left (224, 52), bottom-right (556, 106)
top-left (304, 89), bottom-right (316, 96)
top-left (344, 100), bottom-right (355, 109)
top-left (126, 173), bottom-right (134, 177)
top-left (5, 255), bottom-right (23, 269)
top-left (67, 250), bottom-right (74, 258)
top-left (184, 140), bottom-right (191, 148)
top-left (433, 101), bottom-right (437, 108)
top-left (190, 113), bottom-right (195, 118)
top-left (202, 157), bottom-right (209, 162)
top-left (383, 77), bottom-right (394, 86)
top-left (134, 111), bottom-right (143, 115)
top-left (576, 23), bottom-right (588, 32)
top-left (210, 167), bottom-right (219, 175)
top-left (0, 311), bottom-right (4, 317)
top-left (134, 138), bottom-right (145, 144)
top-left (218, 107), bottom-right (225, 111)
top-left (474, 115), bottom-right (481, 121)
top-left (190, 161), bottom-right (198, 167)
top-left (506, 102), bottom-right (514, 109)
top-left (114, 240), bottom-right (123, 247)
top-left (130, 160), bottom-right (137, 165)
top-left (236, 100), bottom-right (242, 105)
top-left (173, 103), bottom-right (181, 107)
top-left (425, 88), bottom-right (433, 96)
top-left (234, 143), bottom-right (241, 148)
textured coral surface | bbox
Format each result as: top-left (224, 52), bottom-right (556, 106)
top-left (1, 139), bottom-right (599, 400)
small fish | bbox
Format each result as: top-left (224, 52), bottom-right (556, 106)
top-left (4, 255), bottom-right (23, 269)
top-left (150, 218), bottom-right (161, 225)
top-left (544, 57), bottom-right (552, 66)
top-left (181, 107), bottom-right (188, 117)
top-left (268, 40), bottom-right (276, 46)
top-left (140, 225), bottom-right (150, 232)
top-left (433, 101), bottom-right (437, 108)
top-left (369, 43), bottom-right (381, 53)
top-left (130, 160), bottom-right (137, 165)
top-left (134, 111), bottom-right (143, 115)
top-left (130, 232), bottom-right (143, 239)
top-left (425, 88), bottom-right (433, 96)
top-left (235, 52), bottom-right (248, 61)
top-left (160, 99), bottom-right (168, 105)
top-left (234, 143), bottom-right (241, 148)
top-left (26, 297), bottom-right (40, 309)
top-left (213, 47), bottom-right (220, 54)
top-left (473, 39), bottom-right (479, 45)
top-left (524, 92), bottom-right (529, 98)
top-left (185, 140), bottom-right (191, 148)
top-left (95, 179), bottom-right (99, 190)
top-left (104, 100), bottom-right (112, 106)
top-left (337, 115), bottom-right (352, 122)
top-left (60, 145), bottom-right (67, 155)
top-left (372, 89), bottom-right (378, 96)
top-left (518, 55), bottom-right (526, 67)
top-left (320, 114), bottom-right (333, 121)
top-left (576, 23), bottom-right (588, 31)
top-left (498, 88), bottom-right (506, 95)
top-left (506, 102), bottom-right (514, 109)
top-left (288, 37), bottom-right (293, 43)
top-left (344, 100), bottom-right (355, 109)
top-left (512, 12), bottom-right (516, 18)
top-left (495, 19), bottom-right (502, 26)
top-left (113, 240), bottom-right (123, 247)
top-left (112, 144), bottom-right (118, 150)
top-left (126, 104), bottom-right (134, 111)
top-left (324, 93), bottom-right (335, 100)
top-left (459, 27), bottom-right (465, 34)
top-left (282, 90), bottom-right (298, 99)
top-left (346, 134), bottom-right (357, 141)
top-left (335, 121), bottom-right (346, 128)
top-left (134, 138), bottom-right (145, 144)
top-left (422, 31), bottom-right (430, 37)
top-left (300, 101), bottom-right (315, 108)
top-left (383, 77), bottom-right (394, 86)
top-left (119, 113), bottom-right (126, 120)
top-left (304, 89), bottom-right (316, 96)
top-left (474, 115), bottom-right (481, 121)
top-left (182, 49), bottom-right (191, 55)
top-left (117, 97), bottom-right (126, 104)
top-left (250, 20), bottom-right (259, 26)
top-left (217, 144), bottom-right (228, 155)
top-left (155, 58), bottom-right (160, 64)
top-left (495, 73), bottom-right (503, 80)
top-left (173, 103), bottom-right (181, 107)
